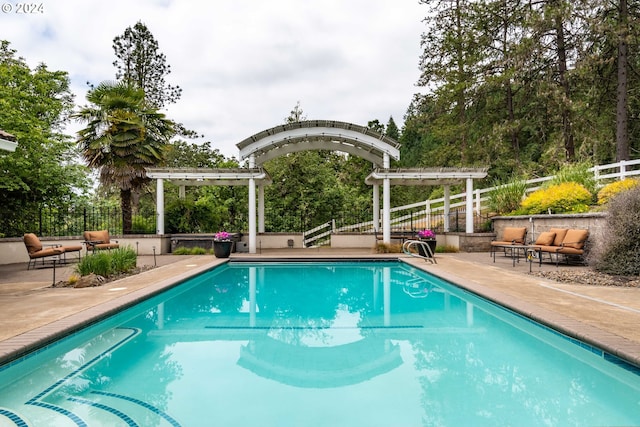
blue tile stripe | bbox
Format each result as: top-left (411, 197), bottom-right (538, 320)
top-left (22, 327), bottom-right (140, 426)
top-left (91, 391), bottom-right (182, 427)
top-left (67, 397), bottom-right (138, 427)
top-left (0, 408), bottom-right (29, 427)
top-left (26, 401), bottom-right (86, 427)
top-left (204, 325), bottom-right (424, 330)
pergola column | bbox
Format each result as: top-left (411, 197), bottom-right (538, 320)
top-left (372, 183), bottom-right (380, 232)
top-left (258, 185), bottom-right (265, 233)
top-left (156, 178), bottom-right (164, 235)
top-left (248, 155), bottom-right (257, 253)
top-left (465, 178), bottom-right (474, 233)
top-left (443, 185), bottom-right (450, 232)
top-left (382, 153), bottom-right (391, 244)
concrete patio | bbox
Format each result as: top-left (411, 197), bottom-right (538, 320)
top-left (1, 249), bottom-right (639, 368)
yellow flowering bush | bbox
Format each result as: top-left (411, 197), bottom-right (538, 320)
top-left (520, 182), bottom-right (592, 214)
top-left (597, 178), bottom-right (640, 205)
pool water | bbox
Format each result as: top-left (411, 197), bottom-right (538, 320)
top-left (1, 261), bottom-right (639, 426)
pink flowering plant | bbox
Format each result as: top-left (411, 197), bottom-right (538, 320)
top-left (417, 229), bottom-right (436, 239)
top-left (214, 231), bottom-right (231, 241)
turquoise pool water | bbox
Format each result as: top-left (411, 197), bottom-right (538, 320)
top-left (0, 261), bottom-right (639, 426)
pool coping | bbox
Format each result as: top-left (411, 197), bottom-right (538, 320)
top-left (2, 253), bottom-right (640, 372)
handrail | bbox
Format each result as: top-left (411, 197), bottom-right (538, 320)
top-left (402, 240), bottom-right (436, 264)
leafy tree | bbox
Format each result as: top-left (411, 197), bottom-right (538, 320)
top-left (73, 81), bottom-right (174, 234)
top-left (0, 40), bottom-right (89, 236)
top-left (158, 140), bottom-right (246, 233)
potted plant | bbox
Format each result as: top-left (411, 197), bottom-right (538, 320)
top-left (416, 229), bottom-right (436, 257)
top-left (213, 231), bottom-right (233, 258)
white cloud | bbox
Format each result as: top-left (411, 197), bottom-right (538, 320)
top-left (2, 0), bottom-right (425, 158)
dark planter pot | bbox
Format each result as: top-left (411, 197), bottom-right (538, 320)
top-left (417, 239), bottom-right (436, 258)
top-left (213, 241), bottom-right (233, 258)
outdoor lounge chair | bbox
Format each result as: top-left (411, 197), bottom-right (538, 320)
top-left (490, 227), bottom-right (527, 257)
top-left (83, 230), bottom-right (119, 253)
top-left (23, 233), bottom-right (83, 270)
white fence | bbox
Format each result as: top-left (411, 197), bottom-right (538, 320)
top-left (394, 159), bottom-right (640, 220)
top-left (302, 159), bottom-right (640, 247)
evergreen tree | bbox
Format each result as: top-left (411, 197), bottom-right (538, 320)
top-left (112, 21), bottom-right (181, 109)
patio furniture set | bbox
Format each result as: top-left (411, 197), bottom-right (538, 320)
top-left (23, 230), bottom-right (119, 270)
top-left (490, 226), bottom-right (590, 271)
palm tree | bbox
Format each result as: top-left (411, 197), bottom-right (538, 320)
top-left (74, 81), bottom-right (174, 233)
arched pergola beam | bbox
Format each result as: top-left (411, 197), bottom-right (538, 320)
top-left (237, 120), bottom-right (400, 167)
top-left (253, 137), bottom-right (384, 165)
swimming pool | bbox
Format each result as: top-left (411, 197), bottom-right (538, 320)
top-left (0, 261), bottom-right (639, 426)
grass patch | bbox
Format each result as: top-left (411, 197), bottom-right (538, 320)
top-left (75, 246), bottom-right (137, 277)
top-left (172, 246), bottom-right (211, 255)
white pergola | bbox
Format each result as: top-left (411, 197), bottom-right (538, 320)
top-left (365, 168), bottom-right (488, 234)
top-left (146, 121), bottom-right (488, 253)
top-left (146, 168), bottom-right (272, 253)
top-left (237, 120), bottom-right (400, 249)
top-left (0, 130), bottom-right (17, 152)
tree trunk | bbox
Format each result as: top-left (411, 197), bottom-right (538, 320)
top-left (616, 0), bottom-right (629, 161)
top-left (555, 10), bottom-right (575, 161)
top-left (121, 188), bottom-right (132, 234)
top-left (456, 0), bottom-right (467, 163)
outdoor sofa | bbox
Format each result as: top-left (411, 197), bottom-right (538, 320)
top-left (529, 228), bottom-right (589, 266)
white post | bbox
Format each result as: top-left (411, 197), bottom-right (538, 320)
top-left (373, 183), bottom-right (380, 232)
top-left (475, 189), bottom-right (481, 216)
top-left (156, 178), bottom-right (164, 235)
top-left (382, 154), bottom-right (391, 244)
top-left (248, 155), bottom-right (257, 253)
top-left (443, 185), bottom-right (450, 232)
top-left (258, 185), bottom-right (265, 233)
top-left (466, 178), bottom-right (474, 233)
top-left (619, 159), bottom-right (627, 180)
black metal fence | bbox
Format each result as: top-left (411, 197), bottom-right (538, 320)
top-left (0, 203), bottom-right (492, 238)
top-left (0, 205), bottom-right (157, 238)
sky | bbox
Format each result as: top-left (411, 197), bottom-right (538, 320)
top-left (2, 0), bottom-right (426, 158)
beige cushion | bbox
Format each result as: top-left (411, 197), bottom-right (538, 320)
top-left (23, 233), bottom-right (42, 253)
top-left (562, 229), bottom-right (589, 249)
top-left (501, 227), bottom-right (526, 244)
top-left (535, 232), bottom-right (556, 246)
top-left (84, 230), bottom-right (110, 243)
top-left (549, 228), bottom-right (568, 246)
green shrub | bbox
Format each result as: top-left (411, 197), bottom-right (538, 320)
top-left (131, 216), bottom-right (156, 234)
top-left (110, 247), bottom-right (137, 273)
top-left (597, 179), bottom-right (640, 205)
top-left (75, 246), bottom-right (137, 277)
top-left (520, 182), bottom-right (592, 214)
top-left (172, 246), bottom-right (209, 255)
top-left (172, 247), bottom-right (193, 255)
top-left (590, 186), bottom-right (640, 275)
top-left (76, 252), bottom-right (113, 277)
top-left (548, 162), bottom-right (597, 197)
top-left (488, 178), bottom-right (527, 214)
